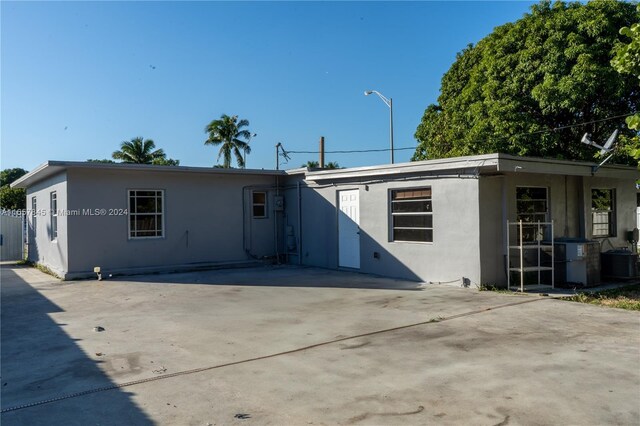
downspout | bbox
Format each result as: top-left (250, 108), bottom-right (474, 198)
top-left (578, 176), bottom-right (586, 239)
top-left (501, 175), bottom-right (508, 281)
top-left (242, 186), bottom-right (251, 256)
top-left (297, 181), bottom-right (302, 265)
top-left (564, 175), bottom-right (569, 236)
top-left (274, 175), bottom-right (280, 262)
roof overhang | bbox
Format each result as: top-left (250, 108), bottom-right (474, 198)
top-left (304, 153), bottom-right (640, 183)
top-left (304, 154), bottom-right (501, 183)
top-left (11, 161), bottom-right (286, 189)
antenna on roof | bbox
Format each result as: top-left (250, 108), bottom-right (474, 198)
top-left (580, 129), bottom-right (619, 174)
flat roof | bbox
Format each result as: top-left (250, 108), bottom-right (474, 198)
top-left (301, 153), bottom-right (639, 182)
top-left (12, 154), bottom-right (640, 189)
top-left (11, 161), bottom-right (286, 189)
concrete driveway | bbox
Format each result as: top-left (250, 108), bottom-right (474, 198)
top-left (1, 264), bottom-right (639, 425)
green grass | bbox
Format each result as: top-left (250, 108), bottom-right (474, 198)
top-left (564, 284), bottom-right (640, 311)
top-left (15, 260), bottom-right (62, 280)
top-left (478, 283), bottom-right (528, 294)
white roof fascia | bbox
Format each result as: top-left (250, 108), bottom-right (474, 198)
top-left (11, 161), bottom-right (285, 189)
top-left (305, 154), bottom-right (500, 182)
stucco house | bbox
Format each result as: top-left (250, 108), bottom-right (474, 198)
top-left (12, 154), bottom-right (639, 287)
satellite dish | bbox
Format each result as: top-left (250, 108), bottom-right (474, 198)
top-left (600, 129), bottom-right (619, 155)
top-left (580, 129), bottom-right (619, 154)
top-left (581, 133), bottom-right (593, 146)
top-left (579, 129), bottom-right (620, 174)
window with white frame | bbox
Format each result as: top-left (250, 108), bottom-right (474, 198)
top-left (592, 188), bottom-right (616, 237)
top-left (390, 187), bottom-right (433, 242)
top-left (128, 190), bottom-right (164, 238)
top-left (50, 192), bottom-right (58, 241)
top-left (31, 197), bottom-right (37, 238)
top-left (252, 191), bottom-right (266, 218)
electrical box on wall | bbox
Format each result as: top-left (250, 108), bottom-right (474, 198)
top-left (273, 196), bottom-right (284, 211)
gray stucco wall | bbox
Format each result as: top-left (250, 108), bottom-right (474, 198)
top-left (26, 172), bottom-right (69, 277)
top-left (583, 176), bottom-right (638, 246)
top-left (478, 176), bottom-right (505, 286)
top-left (285, 175), bottom-right (483, 284)
top-left (64, 168), bottom-right (282, 278)
top-left (478, 172), bottom-right (638, 286)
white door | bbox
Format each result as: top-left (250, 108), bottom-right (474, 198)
top-left (338, 189), bottom-right (360, 269)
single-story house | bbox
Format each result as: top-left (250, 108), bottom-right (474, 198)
top-left (12, 154), bottom-right (639, 287)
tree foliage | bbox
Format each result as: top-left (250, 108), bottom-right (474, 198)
top-left (611, 4), bottom-right (640, 164)
top-left (112, 137), bottom-right (167, 164)
top-left (0, 168), bottom-right (28, 187)
top-left (87, 159), bottom-right (116, 163)
top-left (151, 157), bottom-right (180, 166)
top-left (413, 0), bottom-right (639, 165)
top-left (0, 168), bottom-right (28, 210)
top-left (204, 114), bottom-right (252, 168)
top-left (301, 161), bottom-right (340, 169)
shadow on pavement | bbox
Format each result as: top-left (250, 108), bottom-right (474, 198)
top-left (0, 265), bottom-right (153, 424)
top-left (108, 265), bottom-right (426, 290)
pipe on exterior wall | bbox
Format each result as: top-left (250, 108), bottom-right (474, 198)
top-left (500, 175), bottom-right (509, 281)
top-left (578, 176), bottom-right (586, 238)
top-left (274, 176), bottom-right (280, 262)
top-left (297, 181), bottom-right (302, 265)
top-left (564, 175), bottom-right (569, 236)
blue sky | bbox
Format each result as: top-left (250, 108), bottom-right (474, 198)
top-left (2, 1), bottom-right (537, 171)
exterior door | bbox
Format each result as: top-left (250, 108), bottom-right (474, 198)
top-left (0, 214), bottom-right (24, 261)
top-left (338, 189), bottom-right (360, 269)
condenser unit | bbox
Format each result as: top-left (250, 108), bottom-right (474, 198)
top-left (601, 250), bottom-right (639, 279)
top-left (554, 238), bottom-right (600, 287)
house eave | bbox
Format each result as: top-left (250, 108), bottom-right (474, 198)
top-left (11, 161), bottom-right (286, 189)
top-left (304, 153), bottom-right (640, 182)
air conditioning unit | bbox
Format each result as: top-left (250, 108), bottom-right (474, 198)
top-left (601, 250), bottom-right (639, 279)
top-left (554, 238), bottom-right (600, 287)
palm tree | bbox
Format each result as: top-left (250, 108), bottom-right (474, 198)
top-left (301, 161), bottom-right (340, 169)
top-left (112, 137), bottom-right (166, 164)
top-left (204, 114), bottom-right (252, 168)
top-left (325, 161), bottom-right (340, 169)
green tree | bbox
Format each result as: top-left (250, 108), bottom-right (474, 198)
top-left (611, 4), bottom-right (640, 164)
top-left (301, 161), bottom-right (340, 169)
top-left (112, 137), bottom-right (166, 164)
top-left (413, 0), bottom-right (639, 165)
top-left (0, 168), bottom-right (28, 210)
top-left (204, 114), bottom-right (252, 168)
top-left (86, 159), bottom-right (116, 163)
top-left (151, 157), bottom-right (180, 166)
top-left (0, 168), bottom-right (28, 187)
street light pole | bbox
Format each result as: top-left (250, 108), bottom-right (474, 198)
top-left (365, 90), bottom-right (394, 164)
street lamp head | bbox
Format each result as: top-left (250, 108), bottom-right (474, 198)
top-left (364, 90), bottom-right (373, 96)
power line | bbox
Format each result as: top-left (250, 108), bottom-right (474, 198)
top-left (288, 147), bottom-right (416, 154)
top-left (285, 112), bottom-right (635, 155)
top-left (500, 112), bottom-right (635, 140)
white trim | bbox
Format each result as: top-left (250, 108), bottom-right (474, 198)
top-left (252, 191), bottom-right (268, 219)
top-left (389, 186), bottom-right (433, 243)
top-left (127, 189), bottom-right (165, 240)
top-left (50, 191), bottom-right (58, 242)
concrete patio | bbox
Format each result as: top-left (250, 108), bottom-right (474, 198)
top-left (1, 264), bottom-right (639, 425)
